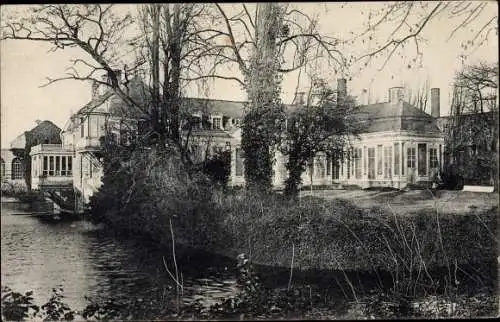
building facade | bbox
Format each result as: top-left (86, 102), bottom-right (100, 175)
top-left (27, 73), bottom-right (455, 209)
top-left (2, 120), bottom-right (62, 191)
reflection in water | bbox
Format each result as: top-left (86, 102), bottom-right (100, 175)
top-left (1, 202), bottom-right (238, 312)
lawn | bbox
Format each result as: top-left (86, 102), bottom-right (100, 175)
top-left (301, 189), bottom-right (499, 215)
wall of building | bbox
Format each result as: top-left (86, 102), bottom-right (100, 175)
top-left (1, 149), bottom-right (27, 189)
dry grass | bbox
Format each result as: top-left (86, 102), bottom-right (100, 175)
top-left (302, 189), bottom-right (498, 215)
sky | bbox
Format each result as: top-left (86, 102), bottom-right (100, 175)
top-left (1, 2), bottom-right (498, 148)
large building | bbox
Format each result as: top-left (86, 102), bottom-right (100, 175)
top-left (30, 71), bottom-right (491, 209)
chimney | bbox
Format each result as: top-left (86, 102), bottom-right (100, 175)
top-left (431, 88), bottom-right (440, 118)
top-left (337, 78), bottom-right (347, 106)
top-left (388, 87), bottom-right (404, 104)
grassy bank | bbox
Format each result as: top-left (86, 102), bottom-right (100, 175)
top-left (87, 147), bottom-right (498, 318)
top-left (215, 190), bottom-right (497, 272)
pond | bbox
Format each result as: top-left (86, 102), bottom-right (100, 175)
top-left (1, 201), bottom-right (240, 315)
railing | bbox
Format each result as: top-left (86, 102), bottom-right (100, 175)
top-left (31, 144), bottom-right (73, 154)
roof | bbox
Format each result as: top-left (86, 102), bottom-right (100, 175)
top-left (181, 98), bottom-right (246, 118)
top-left (9, 120), bottom-right (62, 149)
top-left (73, 79), bottom-right (443, 137)
top-left (77, 91), bottom-right (114, 115)
top-left (352, 101), bottom-right (441, 134)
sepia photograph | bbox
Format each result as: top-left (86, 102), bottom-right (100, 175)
top-left (1, 2), bottom-right (498, 320)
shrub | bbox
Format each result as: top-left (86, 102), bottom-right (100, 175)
top-left (1, 181), bottom-right (28, 196)
top-left (89, 143), bottom-right (228, 250)
top-left (215, 190), bottom-right (498, 298)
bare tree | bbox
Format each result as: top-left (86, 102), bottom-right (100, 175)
top-left (204, 3), bottom-right (347, 190)
top-left (355, 1), bottom-right (498, 70)
top-left (1, 4), bottom-right (223, 167)
top-left (403, 77), bottom-right (430, 112)
top-left (445, 61), bottom-right (498, 188)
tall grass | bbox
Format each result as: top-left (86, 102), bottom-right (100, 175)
top-left (213, 188), bottom-right (498, 317)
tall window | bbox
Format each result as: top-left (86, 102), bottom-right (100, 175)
top-left (315, 156), bottom-right (325, 178)
top-left (407, 147), bottom-right (416, 169)
top-left (368, 148), bottom-right (375, 179)
top-left (430, 147), bottom-right (439, 169)
top-left (384, 146), bottom-right (392, 178)
top-left (332, 152), bottom-right (340, 180)
top-left (346, 150), bottom-right (350, 179)
top-left (68, 157), bottom-right (73, 176)
top-left (377, 145), bottom-right (383, 176)
top-left (418, 143), bottom-right (427, 176)
top-left (326, 154), bottom-right (332, 176)
top-left (43, 156), bottom-right (49, 176)
top-left (235, 147), bottom-right (244, 177)
top-left (61, 156), bottom-right (67, 176)
top-left (363, 146), bottom-right (367, 176)
top-left (32, 156), bottom-right (37, 177)
top-left (1, 158), bottom-right (5, 180)
top-left (354, 148), bottom-right (362, 179)
top-left (394, 143), bottom-right (400, 176)
top-left (49, 156), bottom-right (54, 176)
top-left (55, 156), bottom-right (61, 176)
top-left (438, 145), bottom-right (442, 170)
top-left (11, 158), bottom-right (24, 180)
top-left (401, 143), bottom-right (405, 175)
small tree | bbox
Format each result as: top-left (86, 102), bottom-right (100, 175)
top-left (281, 78), bottom-right (359, 197)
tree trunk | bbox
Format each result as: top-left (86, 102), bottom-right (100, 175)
top-left (242, 3), bottom-right (284, 191)
top-left (284, 157), bottom-right (305, 199)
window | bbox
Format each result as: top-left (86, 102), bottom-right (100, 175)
top-left (377, 145), bottom-right (383, 176)
top-left (418, 143), bottom-right (427, 176)
top-left (326, 155), bottom-right (331, 176)
top-left (438, 145), bottom-right (442, 169)
top-left (346, 150), bottom-right (350, 179)
top-left (430, 147), bottom-right (439, 169)
top-left (332, 151), bottom-right (340, 180)
top-left (61, 156), bottom-right (67, 176)
top-left (401, 143), bottom-right (405, 175)
top-left (1, 158), bottom-right (5, 179)
top-left (11, 158), bottom-right (24, 180)
top-left (407, 147), bottom-right (416, 169)
top-left (56, 156), bottom-right (61, 176)
top-left (363, 146), bottom-right (367, 176)
top-left (384, 146), bottom-right (392, 178)
top-left (43, 156), bottom-right (49, 176)
top-left (394, 143), bottom-right (400, 175)
top-left (354, 148), bottom-right (362, 179)
top-left (32, 156), bottom-right (37, 177)
top-left (235, 147), bottom-right (244, 177)
top-left (67, 157), bottom-right (72, 176)
top-left (315, 156), bottom-right (325, 178)
top-left (49, 156), bottom-right (54, 176)
top-left (213, 117), bottom-right (222, 130)
top-left (368, 147), bottom-right (375, 179)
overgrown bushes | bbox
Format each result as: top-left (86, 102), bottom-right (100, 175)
top-left (89, 142), bottom-right (228, 250)
top-left (88, 142), bottom-right (497, 318)
top-left (214, 190), bottom-right (498, 298)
